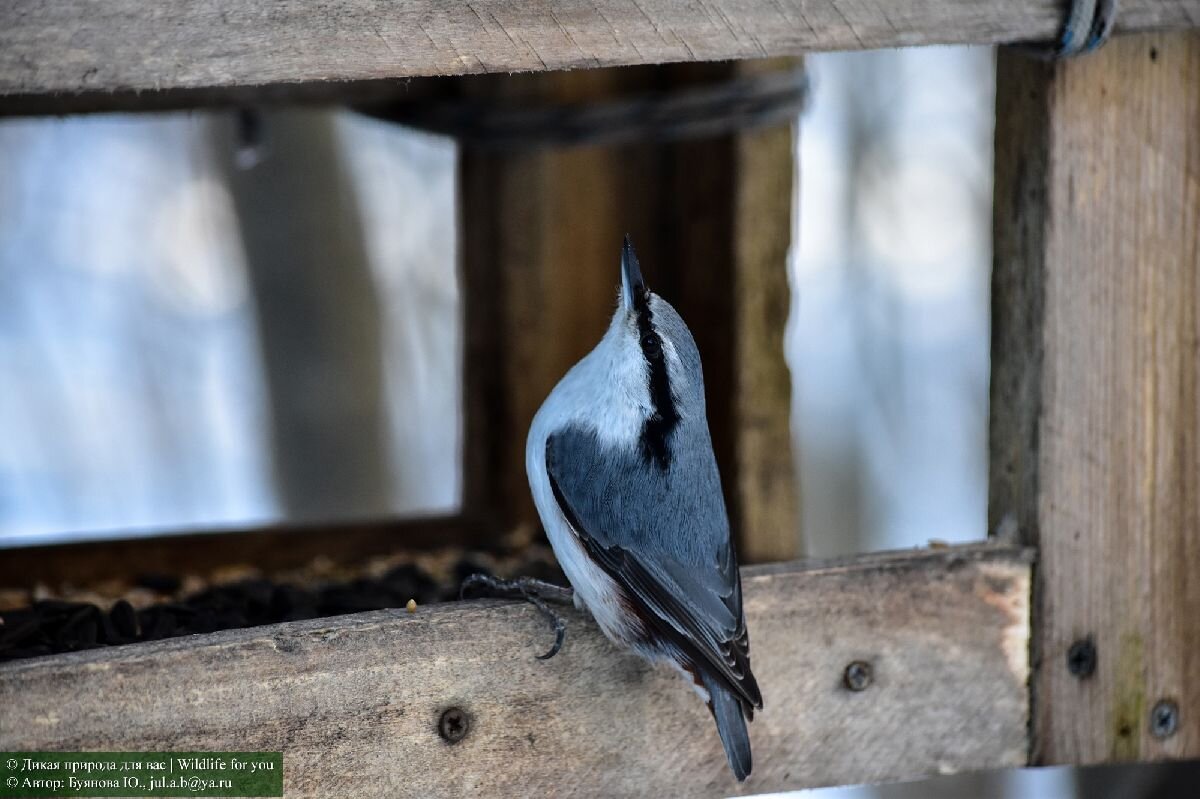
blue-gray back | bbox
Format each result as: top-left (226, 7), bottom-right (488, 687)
top-left (545, 419), bottom-right (761, 709)
top-left (547, 419), bottom-right (728, 564)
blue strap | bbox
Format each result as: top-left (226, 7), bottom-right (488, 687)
top-left (1024, 0), bottom-right (1119, 59)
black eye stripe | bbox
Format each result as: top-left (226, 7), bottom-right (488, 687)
top-left (632, 293), bottom-right (679, 470)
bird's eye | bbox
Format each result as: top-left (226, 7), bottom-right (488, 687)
top-left (642, 334), bottom-right (662, 358)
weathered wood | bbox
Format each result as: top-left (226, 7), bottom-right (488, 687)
top-left (2, 1), bottom-right (1199, 107)
top-left (0, 516), bottom-right (484, 590)
top-left (458, 63), bottom-right (800, 561)
top-left (991, 33), bottom-right (1200, 766)
top-left (0, 545), bottom-right (1031, 796)
top-left (732, 58), bottom-right (801, 563)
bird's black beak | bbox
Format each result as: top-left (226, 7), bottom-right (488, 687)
top-left (620, 235), bottom-right (645, 312)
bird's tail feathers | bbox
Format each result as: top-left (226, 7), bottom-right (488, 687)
top-left (702, 672), bottom-right (752, 782)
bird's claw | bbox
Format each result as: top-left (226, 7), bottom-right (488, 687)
top-left (459, 574), bottom-right (573, 660)
top-left (527, 591), bottom-right (568, 660)
top-left (458, 572), bottom-right (493, 601)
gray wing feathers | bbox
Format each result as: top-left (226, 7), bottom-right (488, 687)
top-left (546, 423), bottom-right (762, 710)
top-left (545, 423), bottom-right (729, 562)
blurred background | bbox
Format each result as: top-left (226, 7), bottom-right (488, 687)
top-left (791, 47), bottom-right (993, 558)
top-left (0, 46), bottom-right (1193, 796)
top-left (0, 48), bottom-right (990, 554)
top-left (0, 110), bottom-right (460, 542)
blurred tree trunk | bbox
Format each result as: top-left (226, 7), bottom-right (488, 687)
top-left (211, 110), bottom-right (391, 518)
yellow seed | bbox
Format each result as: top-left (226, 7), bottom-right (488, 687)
top-left (406, 599), bottom-right (418, 613)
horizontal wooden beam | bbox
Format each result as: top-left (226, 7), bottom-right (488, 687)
top-left (0, 515), bottom-right (487, 590)
top-left (2, 1), bottom-right (1199, 111)
top-left (0, 545), bottom-right (1031, 796)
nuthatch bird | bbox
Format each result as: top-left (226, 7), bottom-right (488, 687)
top-left (524, 237), bottom-right (762, 781)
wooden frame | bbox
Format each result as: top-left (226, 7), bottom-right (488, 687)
top-left (991, 32), bottom-right (1200, 764)
top-left (0, 547), bottom-right (1031, 796)
top-left (2, 4), bottom-right (1199, 797)
top-left (1, 0), bottom-right (1198, 106)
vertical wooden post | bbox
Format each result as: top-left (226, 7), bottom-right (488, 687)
top-left (730, 59), bottom-right (802, 563)
top-left (991, 34), bottom-right (1200, 765)
top-left (459, 63), bottom-right (801, 561)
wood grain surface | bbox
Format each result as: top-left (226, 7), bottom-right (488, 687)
top-left (731, 58), bottom-right (802, 562)
top-left (0, 546), bottom-right (1029, 796)
top-left (991, 32), bottom-right (1200, 765)
top-left (2, 1), bottom-right (1199, 102)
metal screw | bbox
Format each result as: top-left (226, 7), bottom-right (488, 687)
top-left (1066, 638), bottom-right (1097, 679)
top-left (1150, 700), bottom-right (1179, 739)
top-left (843, 661), bottom-right (872, 692)
top-left (438, 707), bottom-right (470, 743)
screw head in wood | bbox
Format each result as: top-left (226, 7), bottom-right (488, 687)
top-left (1150, 700), bottom-right (1179, 739)
top-left (438, 707), bottom-right (470, 743)
top-left (843, 661), bottom-right (872, 692)
top-left (1066, 638), bottom-right (1097, 679)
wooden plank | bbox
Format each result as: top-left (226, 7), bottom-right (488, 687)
top-left (991, 33), bottom-right (1200, 766)
top-left (458, 63), bottom-right (799, 561)
top-left (732, 58), bottom-right (801, 562)
top-left (2, 1), bottom-right (1199, 106)
top-left (0, 516), bottom-right (485, 590)
top-left (0, 545), bottom-right (1031, 796)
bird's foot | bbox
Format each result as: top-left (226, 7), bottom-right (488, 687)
top-left (1022, 0), bottom-right (1118, 59)
top-left (460, 574), bottom-right (574, 660)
